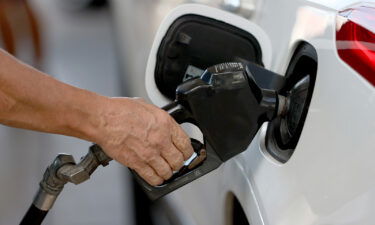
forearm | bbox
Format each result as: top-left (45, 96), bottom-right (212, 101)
top-left (0, 49), bottom-right (194, 186)
top-left (0, 49), bottom-right (107, 142)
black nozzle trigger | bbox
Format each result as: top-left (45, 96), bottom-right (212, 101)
top-left (132, 101), bottom-right (222, 201)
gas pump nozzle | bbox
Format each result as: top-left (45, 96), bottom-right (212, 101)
top-left (135, 62), bottom-right (284, 200)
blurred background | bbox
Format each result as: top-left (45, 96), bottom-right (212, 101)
top-left (0, 0), bottom-right (135, 224)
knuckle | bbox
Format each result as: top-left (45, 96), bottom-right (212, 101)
top-left (139, 149), bottom-right (158, 162)
top-left (184, 140), bottom-right (194, 153)
top-left (147, 180), bottom-right (157, 186)
top-left (151, 138), bottom-right (166, 150)
top-left (160, 168), bottom-right (172, 179)
top-left (156, 110), bottom-right (167, 120)
top-left (171, 161), bottom-right (183, 171)
top-left (182, 151), bottom-right (193, 160)
top-left (149, 178), bottom-right (163, 186)
top-left (146, 157), bottom-right (171, 179)
top-left (146, 170), bottom-right (156, 179)
top-left (170, 155), bottom-right (184, 171)
top-left (143, 175), bottom-right (154, 185)
top-left (126, 158), bottom-right (138, 169)
top-left (135, 167), bottom-right (164, 186)
top-left (148, 132), bottom-right (167, 148)
top-left (174, 132), bottom-right (189, 147)
top-left (181, 137), bottom-right (191, 149)
top-left (153, 161), bottom-right (172, 179)
top-left (160, 112), bottom-right (173, 127)
top-left (186, 144), bottom-right (194, 155)
top-left (142, 173), bottom-right (163, 186)
top-left (162, 147), bottom-right (182, 163)
top-left (117, 152), bottom-right (138, 168)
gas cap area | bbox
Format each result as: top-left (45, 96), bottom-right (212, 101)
top-left (155, 15), bottom-right (263, 99)
top-left (265, 43), bottom-right (317, 163)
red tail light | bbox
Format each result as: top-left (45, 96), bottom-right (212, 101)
top-left (336, 4), bottom-right (375, 86)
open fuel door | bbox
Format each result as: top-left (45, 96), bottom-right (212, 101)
top-left (145, 4), bottom-right (275, 107)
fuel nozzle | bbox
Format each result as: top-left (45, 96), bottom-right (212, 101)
top-left (272, 75), bottom-right (311, 150)
top-left (134, 62), bottom-right (285, 200)
top-left (174, 62), bottom-right (281, 161)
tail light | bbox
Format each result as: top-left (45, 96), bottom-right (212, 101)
top-left (336, 4), bottom-right (375, 86)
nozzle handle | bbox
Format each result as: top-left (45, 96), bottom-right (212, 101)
top-left (133, 101), bottom-right (222, 200)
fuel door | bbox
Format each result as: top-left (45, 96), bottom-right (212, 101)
top-left (145, 4), bottom-right (272, 106)
top-left (154, 14), bottom-right (263, 99)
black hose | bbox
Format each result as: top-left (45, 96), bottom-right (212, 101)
top-left (20, 204), bottom-right (48, 225)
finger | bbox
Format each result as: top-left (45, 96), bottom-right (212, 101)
top-left (171, 123), bottom-right (194, 160)
top-left (133, 163), bottom-right (164, 186)
top-left (117, 147), bottom-right (161, 186)
top-left (160, 144), bottom-right (185, 171)
top-left (147, 155), bottom-right (173, 180)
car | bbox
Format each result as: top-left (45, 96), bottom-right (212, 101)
top-left (110, 0), bottom-right (375, 224)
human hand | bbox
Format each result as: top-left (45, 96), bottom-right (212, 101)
top-left (94, 97), bottom-right (194, 186)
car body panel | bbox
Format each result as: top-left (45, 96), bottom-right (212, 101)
top-left (111, 0), bottom-right (375, 224)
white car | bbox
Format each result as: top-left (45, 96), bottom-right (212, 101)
top-left (111, 1), bottom-right (375, 224)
